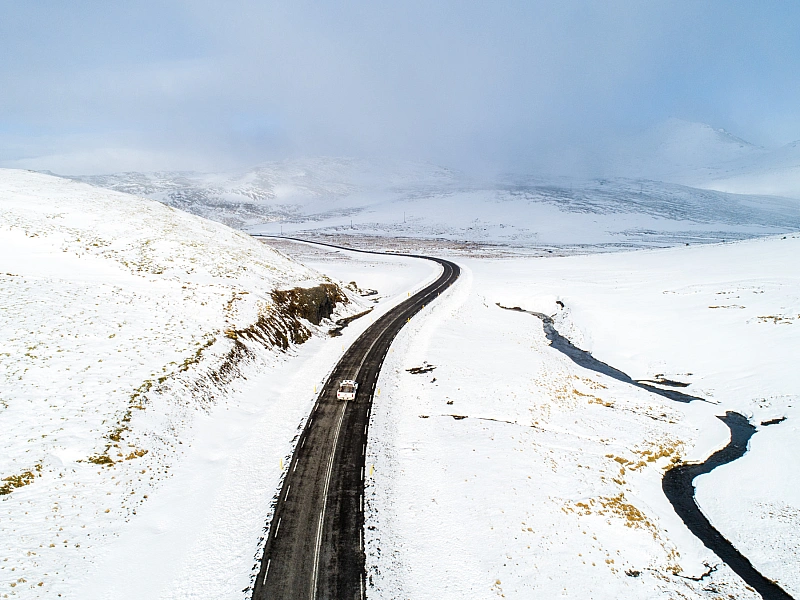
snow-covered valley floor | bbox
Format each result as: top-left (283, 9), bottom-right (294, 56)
top-left (361, 234), bottom-right (799, 599)
top-left (3, 167), bottom-right (798, 599)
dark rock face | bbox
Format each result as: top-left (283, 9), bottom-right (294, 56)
top-left (271, 283), bottom-right (348, 326)
top-left (227, 283), bottom-right (349, 354)
top-left (210, 283), bottom-right (349, 387)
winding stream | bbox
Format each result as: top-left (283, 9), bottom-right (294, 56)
top-left (499, 303), bottom-right (794, 599)
top-left (662, 412), bottom-right (792, 599)
top-left (497, 304), bottom-right (706, 403)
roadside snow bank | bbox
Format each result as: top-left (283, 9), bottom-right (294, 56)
top-left (0, 170), bottom-right (363, 597)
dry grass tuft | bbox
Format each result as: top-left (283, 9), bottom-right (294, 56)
top-left (0, 464), bottom-right (42, 495)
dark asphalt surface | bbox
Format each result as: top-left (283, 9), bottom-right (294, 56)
top-left (250, 237), bottom-right (460, 600)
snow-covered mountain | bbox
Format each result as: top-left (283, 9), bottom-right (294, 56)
top-left (66, 157), bottom-right (463, 229)
top-left (602, 118), bottom-right (800, 200)
top-left (605, 118), bottom-right (767, 181)
top-left (694, 139), bottom-right (800, 199)
top-left (65, 155), bottom-right (800, 248)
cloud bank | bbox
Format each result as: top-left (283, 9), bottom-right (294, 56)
top-left (2, 1), bottom-right (799, 174)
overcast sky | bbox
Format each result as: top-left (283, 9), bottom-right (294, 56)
top-left (1, 1), bottom-right (799, 174)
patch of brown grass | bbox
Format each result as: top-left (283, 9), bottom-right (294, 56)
top-left (0, 464), bottom-right (42, 495)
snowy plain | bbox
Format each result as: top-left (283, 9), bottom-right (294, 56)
top-left (361, 234), bottom-right (800, 599)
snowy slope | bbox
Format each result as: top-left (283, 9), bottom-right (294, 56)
top-left (606, 118), bottom-right (766, 181)
top-left (67, 157), bottom-right (461, 229)
top-left (0, 169), bottom-right (368, 597)
top-left (695, 140), bottom-right (800, 199)
top-left (364, 233), bottom-right (800, 599)
top-left (603, 118), bottom-right (800, 200)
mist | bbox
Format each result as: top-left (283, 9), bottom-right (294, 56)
top-left (2, 0), bottom-right (799, 175)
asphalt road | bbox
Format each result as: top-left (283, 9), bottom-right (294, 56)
top-left (251, 237), bottom-right (460, 600)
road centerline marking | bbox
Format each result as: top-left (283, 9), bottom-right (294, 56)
top-left (311, 400), bottom-right (348, 599)
top-left (263, 558), bottom-right (271, 584)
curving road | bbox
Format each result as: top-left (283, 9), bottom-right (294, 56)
top-left (250, 236), bottom-right (460, 600)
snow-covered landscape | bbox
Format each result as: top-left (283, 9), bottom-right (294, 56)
top-left (2, 164), bottom-right (798, 598)
top-left (67, 123), bottom-right (800, 248)
top-left (3, 5), bottom-right (800, 599)
top-left (363, 234), bottom-right (800, 598)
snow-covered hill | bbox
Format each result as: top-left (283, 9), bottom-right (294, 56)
top-left (601, 118), bottom-right (800, 200)
top-left (66, 157), bottom-right (800, 248)
top-left (67, 157), bottom-right (462, 229)
top-left (0, 169), bottom-right (366, 596)
top-left (605, 118), bottom-right (766, 181)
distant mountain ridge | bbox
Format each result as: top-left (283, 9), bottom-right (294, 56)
top-left (68, 157), bottom-right (465, 228)
top-left (61, 152), bottom-right (800, 249)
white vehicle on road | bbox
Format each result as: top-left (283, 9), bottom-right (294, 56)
top-left (337, 380), bottom-right (358, 401)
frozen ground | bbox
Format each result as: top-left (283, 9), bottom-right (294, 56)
top-left (363, 233), bottom-right (800, 599)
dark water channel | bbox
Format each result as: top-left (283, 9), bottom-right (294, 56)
top-left (497, 304), bottom-right (706, 403)
top-left (663, 412), bottom-right (792, 599)
top-left (499, 304), bottom-right (793, 599)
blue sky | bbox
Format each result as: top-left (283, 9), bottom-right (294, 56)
top-left (1, 1), bottom-right (799, 174)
